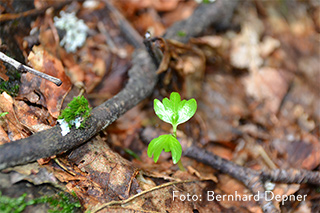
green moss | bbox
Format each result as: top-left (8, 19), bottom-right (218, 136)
top-left (0, 191), bottom-right (81, 213)
top-left (58, 96), bottom-right (92, 128)
top-left (36, 192), bottom-right (81, 213)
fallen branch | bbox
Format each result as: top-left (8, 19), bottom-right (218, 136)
top-left (0, 49), bottom-right (156, 170)
top-left (1, 1), bottom-right (298, 212)
top-left (0, 0), bottom-right (239, 170)
top-left (184, 145), bottom-right (320, 213)
top-left (0, 51), bottom-right (62, 86)
top-left (164, 0), bottom-right (238, 42)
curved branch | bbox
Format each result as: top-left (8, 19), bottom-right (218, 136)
top-left (184, 145), bottom-right (320, 213)
top-left (0, 0), bottom-right (239, 170)
top-left (0, 50), bottom-right (157, 170)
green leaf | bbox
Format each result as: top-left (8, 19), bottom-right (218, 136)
top-left (154, 99), bottom-right (172, 124)
top-left (169, 136), bottom-right (183, 164)
top-left (176, 98), bottom-right (197, 126)
top-left (153, 92), bottom-right (197, 127)
top-left (0, 112), bottom-right (8, 117)
top-left (147, 134), bottom-right (182, 164)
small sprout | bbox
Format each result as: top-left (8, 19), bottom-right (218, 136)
top-left (0, 112), bottom-right (8, 117)
top-left (58, 96), bottom-right (92, 136)
top-left (148, 92), bottom-right (197, 169)
top-left (54, 11), bottom-right (88, 52)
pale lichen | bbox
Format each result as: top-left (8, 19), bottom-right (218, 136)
top-left (54, 11), bottom-right (88, 52)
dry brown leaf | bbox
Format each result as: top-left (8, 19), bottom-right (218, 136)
top-left (0, 61), bottom-right (9, 81)
top-left (97, 179), bottom-right (222, 213)
top-left (66, 137), bottom-right (141, 210)
top-left (152, 0), bottom-right (179, 12)
top-left (113, 0), bottom-right (151, 17)
top-left (161, 0), bottom-right (197, 27)
top-left (259, 36), bottom-right (280, 58)
top-left (0, 92), bottom-right (27, 140)
top-left (191, 36), bottom-right (223, 48)
top-left (133, 11), bottom-right (165, 36)
top-left (0, 125), bottom-right (9, 145)
top-left (0, 92), bottom-right (51, 143)
top-left (218, 174), bottom-right (263, 213)
top-left (20, 45), bottom-right (72, 118)
top-left (14, 100), bottom-right (50, 129)
top-left (156, 38), bottom-right (206, 97)
top-left (199, 74), bottom-right (248, 142)
top-left (92, 58), bottom-right (106, 77)
top-left (3, 162), bottom-right (59, 186)
top-left (271, 183), bottom-right (300, 208)
top-left (230, 23), bottom-right (263, 70)
top-left (187, 166), bottom-right (218, 183)
top-left (243, 67), bottom-right (290, 114)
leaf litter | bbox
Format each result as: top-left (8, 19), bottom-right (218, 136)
top-left (0, 0), bottom-right (319, 212)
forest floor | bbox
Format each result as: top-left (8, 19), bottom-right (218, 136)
top-left (0, 0), bottom-right (319, 212)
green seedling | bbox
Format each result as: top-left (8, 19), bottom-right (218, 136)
top-left (148, 92), bottom-right (197, 170)
top-left (0, 112), bottom-right (8, 117)
top-left (58, 95), bottom-right (92, 136)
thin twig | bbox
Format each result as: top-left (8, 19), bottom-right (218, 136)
top-left (0, 52), bottom-right (62, 86)
top-left (90, 180), bottom-right (197, 213)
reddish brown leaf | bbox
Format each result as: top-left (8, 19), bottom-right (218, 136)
top-left (0, 61), bottom-right (9, 81)
top-left (20, 45), bottom-right (72, 118)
